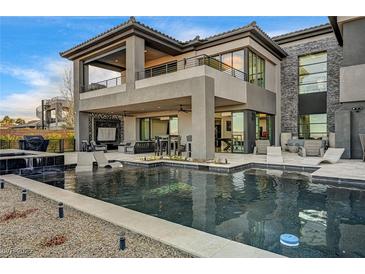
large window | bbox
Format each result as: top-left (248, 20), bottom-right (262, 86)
top-left (140, 118), bottom-right (151, 141)
top-left (211, 49), bottom-right (245, 72)
top-left (248, 51), bottom-right (265, 88)
top-left (298, 114), bottom-right (327, 139)
top-left (299, 52), bottom-right (327, 94)
top-left (256, 113), bottom-right (274, 144)
top-left (169, 117), bottom-right (178, 135)
top-left (139, 116), bottom-right (178, 140)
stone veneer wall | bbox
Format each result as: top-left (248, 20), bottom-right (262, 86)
top-left (87, 113), bottom-right (124, 143)
top-left (280, 35), bottom-right (343, 135)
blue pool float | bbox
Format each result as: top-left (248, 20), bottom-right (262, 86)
top-left (280, 234), bottom-right (299, 247)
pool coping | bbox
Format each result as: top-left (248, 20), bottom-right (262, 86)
top-left (62, 158), bottom-right (365, 187)
top-left (0, 174), bottom-right (284, 258)
top-left (115, 159), bottom-right (365, 185)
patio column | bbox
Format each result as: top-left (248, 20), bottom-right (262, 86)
top-left (191, 76), bottom-right (215, 160)
top-left (73, 60), bottom-right (88, 150)
top-left (126, 35), bottom-right (145, 91)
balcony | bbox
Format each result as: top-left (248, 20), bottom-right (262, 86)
top-left (82, 71), bottom-right (126, 92)
top-left (136, 54), bottom-right (248, 82)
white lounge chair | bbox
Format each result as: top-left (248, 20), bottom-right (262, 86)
top-left (303, 148), bottom-right (345, 166)
top-left (75, 152), bottom-right (94, 173)
top-left (254, 139), bottom-right (271, 155)
top-left (93, 151), bottom-right (123, 168)
top-left (267, 146), bottom-right (283, 164)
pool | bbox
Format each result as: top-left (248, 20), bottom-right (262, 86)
top-left (24, 166), bottom-right (365, 257)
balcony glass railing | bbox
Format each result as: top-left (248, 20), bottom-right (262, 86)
top-left (136, 54), bottom-right (248, 82)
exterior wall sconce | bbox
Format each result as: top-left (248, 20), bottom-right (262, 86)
top-left (352, 107), bottom-right (363, 113)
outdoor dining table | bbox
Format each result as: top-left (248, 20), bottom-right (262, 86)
top-left (155, 135), bottom-right (180, 156)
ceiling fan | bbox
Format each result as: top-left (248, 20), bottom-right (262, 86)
top-left (178, 104), bottom-right (191, 113)
top-left (121, 111), bottom-right (134, 117)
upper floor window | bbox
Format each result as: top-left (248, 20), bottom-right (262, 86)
top-left (299, 52), bottom-right (327, 94)
top-left (211, 49), bottom-right (245, 72)
top-left (248, 51), bottom-right (265, 88)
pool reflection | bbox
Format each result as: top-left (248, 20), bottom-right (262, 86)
top-left (25, 166), bottom-right (365, 258)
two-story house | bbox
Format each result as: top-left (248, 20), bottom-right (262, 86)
top-left (60, 16), bottom-right (365, 160)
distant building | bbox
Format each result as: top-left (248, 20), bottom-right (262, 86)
top-left (36, 96), bottom-right (72, 129)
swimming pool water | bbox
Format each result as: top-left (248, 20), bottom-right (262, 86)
top-left (25, 166), bottom-right (365, 257)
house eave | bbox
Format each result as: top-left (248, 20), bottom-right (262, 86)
top-left (273, 24), bottom-right (334, 45)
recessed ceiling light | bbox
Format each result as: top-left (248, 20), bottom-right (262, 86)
top-left (115, 59), bottom-right (119, 62)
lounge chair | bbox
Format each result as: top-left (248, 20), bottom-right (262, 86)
top-left (280, 132), bottom-right (292, 151)
top-left (81, 140), bottom-right (91, 151)
top-left (90, 140), bottom-right (107, 152)
top-left (75, 152), bottom-right (94, 173)
top-left (303, 148), bottom-right (345, 166)
top-left (267, 146), bottom-right (283, 164)
top-left (93, 151), bottom-right (122, 168)
top-left (298, 140), bottom-right (324, 157)
top-left (253, 139), bottom-right (271, 155)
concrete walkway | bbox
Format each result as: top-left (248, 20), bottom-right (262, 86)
top-left (0, 174), bottom-right (283, 258)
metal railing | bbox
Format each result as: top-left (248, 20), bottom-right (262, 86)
top-left (83, 72), bottom-right (126, 92)
top-left (136, 54), bottom-right (248, 81)
top-left (0, 139), bottom-right (75, 153)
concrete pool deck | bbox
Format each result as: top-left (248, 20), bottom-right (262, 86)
top-left (0, 174), bottom-right (283, 258)
top-left (64, 151), bottom-right (365, 183)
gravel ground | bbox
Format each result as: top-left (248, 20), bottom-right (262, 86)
top-left (0, 183), bottom-right (191, 258)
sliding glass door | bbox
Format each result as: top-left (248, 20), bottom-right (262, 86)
top-left (232, 112), bottom-right (244, 153)
top-left (139, 116), bottom-right (179, 140)
top-left (140, 118), bottom-right (151, 141)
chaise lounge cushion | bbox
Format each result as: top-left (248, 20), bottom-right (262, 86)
top-left (298, 140), bottom-right (325, 157)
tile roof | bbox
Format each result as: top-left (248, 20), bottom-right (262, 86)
top-left (60, 17), bottom-right (287, 58)
top-left (272, 23), bottom-right (331, 40)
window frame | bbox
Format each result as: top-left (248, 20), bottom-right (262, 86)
top-left (298, 51), bottom-right (328, 94)
top-left (298, 113), bottom-right (328, 139)
top-left (248, 50), bottom-right (265, 88)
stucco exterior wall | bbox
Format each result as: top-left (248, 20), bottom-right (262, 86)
top-left (340, 64), bottom-right (365, 103)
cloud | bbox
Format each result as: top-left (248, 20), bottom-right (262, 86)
top-left (0, 59), bottom-right (121, 121)
top-left (147, 17), bottom-right (221, 42)
top-left (0, 59), bottom-right (71, 121)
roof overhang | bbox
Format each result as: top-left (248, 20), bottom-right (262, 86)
top-left (328, 16), bottom-right (343, 46)
top-left (273, 24), bottom-right (333, 45)
top-left (190, 25), bottom-right (287, 59)
top-left (60, 17), bottom-right (287, 61)
top-left (60, 19), bottom-right (184, 60)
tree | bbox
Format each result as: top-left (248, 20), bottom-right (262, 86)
top-left (60, 66), bottom-right (74, 129)
top-left (15, 118), bottom-right (25, 125)
top-left (0, 115), bottom-right (15, 126)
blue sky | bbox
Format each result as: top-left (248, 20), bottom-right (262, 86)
top-left (0, 16), bottom-right (329, 120)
